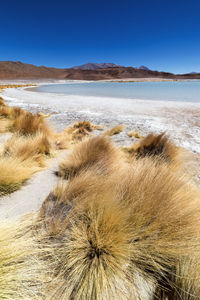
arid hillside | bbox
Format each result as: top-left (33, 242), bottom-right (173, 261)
top-left (0, 61), bottom-right (65, 79)
top-left (0, 61), bottom-right (200, 80)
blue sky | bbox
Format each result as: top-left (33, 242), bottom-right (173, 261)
top-left (1, 0), bottom-right (200, 73)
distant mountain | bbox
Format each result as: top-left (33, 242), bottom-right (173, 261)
top-left (72, 63), bottom-right (123, 70)
top-left (139, 65), bottom-right (150, 71)
top-left (0, 61), bottom-right (200, 80)
top-left (0, 61), bottom-right (65, 79)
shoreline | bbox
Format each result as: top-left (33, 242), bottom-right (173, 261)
top-left (1, 82), bottom-right (200, 155)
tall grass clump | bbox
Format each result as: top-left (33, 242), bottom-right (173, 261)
top-left (123, 132), bottom-right (190, 169)
top-left (0, 131), bottom-right (53, 195)
top-left (103, 124), bottom-right (125, 136)
top-left (0, 97), bottom-right (7, 106)
top-left (127, 130), bottom-right (143, 139)
top-left (0, 106), bottom-right (25, 119)
top-left (38, 155), bottom-right (200, 299)
top-left (0, 218), bottom-right (51, 300)
top-left (0, 156), bottom-right (40, 196)
top-left (0, 118), bottom-right (12, 133)
top-left (3, 132), bottom-right (52, 164)
top-left (64, 120), bottom-right (99, 141)
top-left (56, 136), bottom-right (122, 179)
top-left (12, 111), bottom-right (52, 136)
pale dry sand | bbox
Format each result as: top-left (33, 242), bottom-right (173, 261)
top-left (0, 81), bottom-right (199, 219)
top-left (0, 149), bottom-right (70, 220)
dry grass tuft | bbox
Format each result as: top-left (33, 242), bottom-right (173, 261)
top-left (0, 156), bottom-right (41, 196)
top-left (125, 132), bottom-right (181, 163)
top-left (0, 104), bottom-right (55, 195)
top-left (0, 97), bottom-right (7, 106)
top-left (3, 133), bottom-right (52, 165)
top-left (38, 157), bottom-right (200, 299)
top-left (54, 131), bottom-right (72, 150)
top-left (0, 217), bottom-right (52, 299)
top-left (64, 120), bottom-right (102, 142)
top-left (0, 106), bottom-right (25, 119)
top-left (12, 111), bottom-right (53, 136)
top-left (0, 118), bottom-right (13, 133)
top-left (0, 132), bottom-right (53, 195)
top-left (39, 177), bottom-right (135, 299)
top-left (72, 127), bottom-right (90, 141)
top-left (56, 136), bottom-right (121, 179)
top-left (73, 120), bottom-right (95, 132)
top-left (103, 124), bottom-right (125, 136)
top-left (36, 112), bottom-right (51, 118)
top-left (127, 130), bottom-right (143, 139)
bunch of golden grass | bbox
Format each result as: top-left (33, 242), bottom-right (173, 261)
top-left (36, 112), bottom-right (51, 118)
top-left (124, 132), bottom-right (184, 164)
top-left (0, 156), bottom-right (40, 196)
top-left (0, 106), bottom-right (25, 119)
top-left (64, 121), bottom-right (92, 142)
top-left (103, 124), bottom-right (125, 136)
top-left (38, 176), bottom-right (136, 299)
top-left (12, 112), bottom-right (53, 136)
top-left (0, 118), bottom-right (13, 133)
top-left (0, 97), bottom-right (7, 106)
top-left (0, 217), bottom-right (51, 300)
top-left (38, 156), bottom-right (200, 299)
top-left (56, 136), bottom-right (122, 179)
top-left (127, 130), bottom-right (143, 139)
top-left (3, 133), bottom-right (52, 165)
top-left (64, 121), bottom-right (103, 142)
top-left (72, 127), bottom-right (91, 141)
top-left (53, 131), bottom-right (72, 150)
top-left (73, 120), bottom-right (95, 132)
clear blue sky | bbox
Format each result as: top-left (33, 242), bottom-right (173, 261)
top-left (1, 0), bottom-right (200, 73)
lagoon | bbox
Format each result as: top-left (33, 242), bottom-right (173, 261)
top-left (35, 80), bottom-right (200, 103)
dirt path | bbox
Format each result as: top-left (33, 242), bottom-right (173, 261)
top-left (0, 150), bottom-right (70, 220)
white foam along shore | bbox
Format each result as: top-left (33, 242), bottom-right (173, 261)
top-left (1, 80), bottom-right (200, 154)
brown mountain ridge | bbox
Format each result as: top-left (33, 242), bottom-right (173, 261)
top-left (0, 61), bottom-right (200, 80)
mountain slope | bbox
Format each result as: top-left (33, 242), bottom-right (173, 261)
top-left (0, 61), bottom-right (65, 79)
top-left (0, 61), bottom-right (200, 80)
top-left (72, 63), bottom-right (123, 70)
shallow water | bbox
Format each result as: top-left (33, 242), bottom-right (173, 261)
top-left (35, 80), bottom-right (200, 103)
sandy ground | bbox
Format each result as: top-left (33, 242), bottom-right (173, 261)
top-left (0, 81), bottom-right (200, 219)
top-left (0, 149), bottom-right (70, 220)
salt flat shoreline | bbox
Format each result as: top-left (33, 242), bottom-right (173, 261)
top-left (1, 80), bottom-right (200, 153)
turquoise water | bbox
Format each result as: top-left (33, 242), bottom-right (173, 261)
top-left (35, 81), bottom-right (200, 103)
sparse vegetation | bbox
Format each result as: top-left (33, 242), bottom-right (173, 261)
top-left (0, 105), bottom-right (85, 196)
top-left (12, 111), bottom-right (53, 136)
top-left (53, 131), bottom-right (71, 150)
top-left (124, 132), bottom-right (181, 162)
top-left (3, 133), bottom-right (52, 163)
top-left (0, 97), bottom-right (7, 106)
top-left (0, 104), bottom-right (54, 195)
top-left (103, 124), bottom-right (125, 136)
top-left (65, 120), bottom-right (101, 141)
top-left (127, 130), bottom-right (143, 139)
top-left (0, 156), bottom-right (40, 196)
top-left (0, 217), bottom-right (52, 299)
top-left (73, 120), bottom-right (94, 132)
top-left (0, 84), bottom-right (36, 92)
